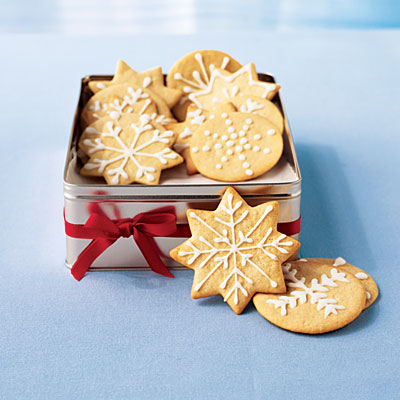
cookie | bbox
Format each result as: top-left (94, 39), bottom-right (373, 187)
top-left (189, 111), bottom-right (283, 181)
top-left (88, 60), bottom-right (182, 108)
top-left (167, 103), bottom-right (236, 175)
top-left (189, 62), bottom-right (280, 110)
top-left (170, 187), bottom-right (300, 314)
top-left (298, 257), bottom-right (378, 309)
top-left (81, 83), bottom-right (174, 128)
top-left (253, 260), bottom-right (366, 334)
top-left (167, 50), bottom-right (242, 121)
top-left (79, 114), bottom-right (183, 185)
top-left (229, 95), bottom-right (284, 134)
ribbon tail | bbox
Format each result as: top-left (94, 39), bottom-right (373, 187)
top-left (133, 232), bottom-right (174, 278)
top-left (71, 237), bottom-right (117, 281)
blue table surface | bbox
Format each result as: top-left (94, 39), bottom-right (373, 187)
top-left (0, 31), bottom-right (399, 400)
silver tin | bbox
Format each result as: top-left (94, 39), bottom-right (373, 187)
top-left (64, 73), bottom-right (301, 271)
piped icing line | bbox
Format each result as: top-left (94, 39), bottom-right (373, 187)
top-left (240, 98), bottom-right (264, 113)
top-left (179, 195), bottom-right (293, 304)
top-left (266, 264), bottom-right (349, 318)
top-left (188, 63), bottom-right (278, 108)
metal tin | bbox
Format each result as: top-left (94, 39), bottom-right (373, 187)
top-left (64, 73), bottom-right (301, 271)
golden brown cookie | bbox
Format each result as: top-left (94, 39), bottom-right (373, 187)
top-left (189, 111), bottom-right (283, 181)
top-left (81, 83), bottom-right (174, 128)
top-left (298, 257), bottom-right (378, 309)
top-left (253, 260), bottom-right (366, 334)
top-left (170, 187), bottom-right (300, 314)
top-left (189, 62), bottom-right (280, 110)
top-left (79, 114), bottom-right (183, 185)
top-left (88, 60), bottom-right (182, 108)
top-left (229, 95), bottom-right (284, 134)
top-left (167, 103), bottom-right (236, 175)
top-left (167, 50), bottom-right (242, 121)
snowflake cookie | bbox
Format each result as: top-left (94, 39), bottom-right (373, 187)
top-left (88, 60), bottom-right (182, 108)
top-left (170, 187), bottom-right (300, 314)
top-left (188, 62), bottom-right (280, 110)
top-left (166, 103), bottom-right (236, 175)
top-left (81, 83), bottom-right (174, 128)
top-left (253, 259), bottom-right (366, 334)
top-left (189, 111), bottom-right (283, 182)
top-left (166, 50), bottom-right (242, 121)
top-left (298, 257), bottom-right (378, 309)
top-left (79, 114), bottom-right (183, 185)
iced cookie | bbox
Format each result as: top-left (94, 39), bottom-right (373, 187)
top-left (253, 260), bottom-right (366, 334)
top-left (79, 114), bottom-right (183, 185)
top-left (189, 63), bottom-right (280, 110)
top-left (81, 83), bottom-right (174, 128)
top-left (190, 112), bottom-right (283, 182)
top-left (167, 103), bottom-right (236, 175)
top-left (229, 95), bottom-right (284, 134)
top-left (167, 50), bottom-right (242, 121)
top-left (298, 257), bottom-right (378, 309)
top-left (88, 60), bottom-right (182, 108)
top-left (170, 187), bottom-right (300, 314)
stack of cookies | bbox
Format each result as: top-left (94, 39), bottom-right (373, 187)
top-left (79, 50), bottom-right (284, 184)
top-left (170, 187), bottom-right (379, 334)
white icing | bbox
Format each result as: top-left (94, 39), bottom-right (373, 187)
top-left (213, 133), bottom-right (219, 139)
top-left (230, 133), bottom-right (237, 139)
top-left (83, 118), bottom-right (176, 183)
top-left (238, 154), bottom-right (246, 161)
top-left (192, 147), bottom-right (199, 153)
top-left (221, 156), bottom-right (228, 162)
top-left (96, 82), bottom-right (106, 89)
top-left (267, 265), bottom-right (349, 318)
top-left (366, 291), bottom-right (371, 300)
top-left (221, 113), bottom-right (228, 118)
top-left (264, 148), bottom-right (271, 154)
top-left (299, 258), bottom-right (307, 262)
top-left (180, 194), bottom-right (293, 304)
top-left (228, 127), bottom-right (235, 133)
top-left (215, 143), bottom-right (222, 149)
top-left (226, 140), bottom-right (235, 147)
top-left (244, 143), bottom-right (251, 150)
top-left (202, 145), bottom-right (210, 151)
top-left (253, 146), bottom-right (260, 152)
top-left (225, 119), bottom-right (232, 125)
top-left (254, 134), bottom-right (261, 140)
top-left (267, 129), bottom-right (275, 136)
top-left (187, 109), bottom-right (206, 125)
top-left (226, 149), bottom-right (233, 155)
top-left (242, 125), bottom-right (249, 131)
top-left (240, 98), bottom-right (264, 113)
top-left (179, 127), bottom-right (193, 139)
top-left (142, 76), bottom-right (152, 88)
top-left (236, 146), bottom-right (243, 153)
top-left (240, 138), bottom-right (248, 145)
top-left (333, 257), bottom-right (346, 266)
top-left (246, 118), bottom-right (253, 124)
top-left (204, 130), bottom-right (211, 136)
top-left (245, 169), bottom-right (253, 176)
top-left (355, 272), bottom-right (368, 280)
top-left (216, 163), bottom-right (222, 169)
top-left (222, 135), bottom-right (228, 141)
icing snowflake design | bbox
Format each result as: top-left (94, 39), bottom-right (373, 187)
top-left (240, 98), bottom-right (264, 113)
top-left (192, 113), bottom-right (277, 176)
top-left (178, 192), bottom-right (294, 305)
top-left (88, 87), bottom-right (153, 121)
top-left (82, 115), bottom-right (179, 184)
top-left (267, 264), bottom-right (349, 318)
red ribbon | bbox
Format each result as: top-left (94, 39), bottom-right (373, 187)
top-left (65, 206), bottom-right (190, 281)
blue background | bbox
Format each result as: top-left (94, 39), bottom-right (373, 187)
top-left (1, 2), bottom-right (400, 398)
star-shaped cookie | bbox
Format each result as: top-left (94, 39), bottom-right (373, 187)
top-left (189, 62), bottom-right (280, 110)
top-left (88, 60), bottom-right (182, 108)
top-left (170, 187), bottom-right (300, 314)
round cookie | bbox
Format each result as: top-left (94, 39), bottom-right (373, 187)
top-left (229, 95), bottom-right (284, 134)
top-left (298, 257), bottom-right (378, 309)
top-left (81, 83), bottom-right (173, 128)
top-left (253, 260), bottom-right (366, 334)
top-left (167, 50), bottom-right (242, 121)
top-left (190, 112), bottom-right (283, 182)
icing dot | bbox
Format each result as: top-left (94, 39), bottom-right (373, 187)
top-left (221, 113), bottom-right (228, 118)
top-left (192, 147), bottom-right (199, 153)
top-left (253, 146), bottom-right (260, 152)
top-left (230, 133), bottom-right (237, 139)
top-left (366, 291), bottom-right (371, 300)
top-left (215, 143), bottom-right (222, 149)
top-left (246, 118), bottom-right (253, 124)
top-left (216, 163), bottom-right (222, 169)
top-left (254, 134), bottom-right (261, 140)
top-left (243, 162), bottom-right (250, 168)
top-left (244, 143), bottom-right (251, 150)
top-left (109, 111), bottom-right (121, 120)
top-left (227, 140), bottom-right (235, 147)
top-left (221, 156), bottom-right (228, 162)
top-left (202, 145), bottom-right (210, 151)
top-left (225, 119), bottom-right (232, 125)
top-left (240, 138), bottom-right (248, 145)
top-left (246, 169), bottom-right (253, 176)
top-left (226, 149), bottom-right (233, 155)
top-left (355, 272), bottom-right (368, 280)
top-left (204, 130), bottom-right (210, 136)
top-left (236, 145), bottom-right (243, 152)
top-left (242, 125), bottom-right (249, 131)
top-left (228, 127), bottom-right (235, 133)
top-left (238, 154), bottom-right (246, 161)
top-left (239, 130), bottom-right (246, 136)
top-left (213, 133), bottom-right (219, 139)
top-left (264, 148), bottom-right (271, 154)
top-left (268, 129), bottom-right (276, 135)
top-left (222, 135), bottom-right (228, 141)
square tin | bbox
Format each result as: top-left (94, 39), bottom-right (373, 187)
top-left (64, 73), bottom-right (301, 271)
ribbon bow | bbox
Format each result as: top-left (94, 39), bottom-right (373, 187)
top-left (65, 206), bottom-right (183, 281)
